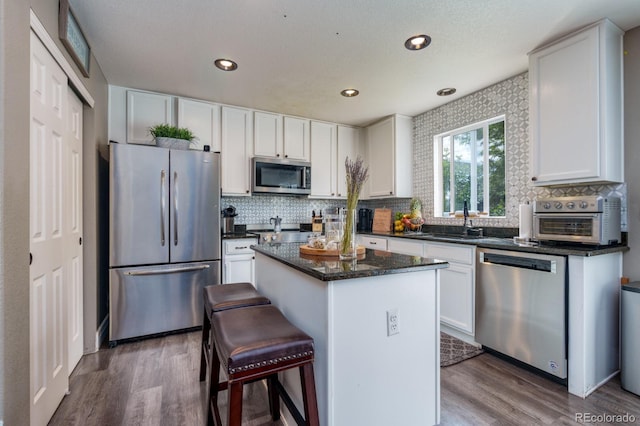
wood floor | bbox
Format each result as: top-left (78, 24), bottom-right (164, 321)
top-left (49, 331), bottom-right (640, 425)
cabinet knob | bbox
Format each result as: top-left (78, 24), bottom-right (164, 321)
top-left (332, 193), bottom-right (335, 196)
top-left (285, 154), bottom-right (288, 158)
top-left (389, 191), bottom-right (393, 195)
top-left (246, 190), bottom-right (250, 193)
top-left (276, 153), bottom-right (280, 157)
top-left (531, 176), bottom-right (537, 182)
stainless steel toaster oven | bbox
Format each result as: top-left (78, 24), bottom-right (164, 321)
top-left (533, 196), bottom-right (621, 245)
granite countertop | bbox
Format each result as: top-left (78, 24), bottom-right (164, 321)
top-left (363, 231), bottom-right (629, 257)
top-left (222, 232), bottom-right (260, 240)
top-left (251, 242), bottom-right (448, 281)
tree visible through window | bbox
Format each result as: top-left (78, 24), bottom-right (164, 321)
top-left (434, 116), bottom-right (505, 217)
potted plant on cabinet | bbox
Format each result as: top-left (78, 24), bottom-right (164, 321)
top-left (149, 124), bottom-right (195, 150)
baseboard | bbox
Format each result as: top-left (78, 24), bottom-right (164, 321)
top-left (584, 370), bottom-right (620, 398)
top-left (441, 324), bottom-right (479, 346)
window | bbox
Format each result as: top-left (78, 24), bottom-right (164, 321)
top-left (434, 116), bottom-right (505, 217)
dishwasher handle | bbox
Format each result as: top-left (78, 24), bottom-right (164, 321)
top-left (479, 252), bottom-right (556, 273)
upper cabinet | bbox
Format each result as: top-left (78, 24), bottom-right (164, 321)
top-left (177, 98), bottom-right (221, 152)
top-left (529, 19), bottom-right (623, 186)
top-left (221, 106), bottom-right (253, 196)
top-left (253, 111), bottom-right (283, 158)
top-left (337, 125), bottom-right (363, 198)
top-left (365, 114), bottom-right (412, 198)
top-left (310, 121), bottom-right (338, 198)
top-left (126, 90), bottom-right (174, 145)
top-left (254, 113), bottom-right (310, 161)
top-left (283, 116), bottom-right (310, 161)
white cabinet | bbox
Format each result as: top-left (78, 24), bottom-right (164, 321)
top-left (126, 90), bottom-right (174, 145)
top-left (253, 113), bottom-right (310, 161)
top-left (283, 116), bottom-right (310, 161)
top-left (222, 238), bottom-right (258, 284)
top-left (253, 111), bottom-right (283, 158)
top-left (387, 237), bottom-right (424, 256)
top-left (365, 114), bottom-right (412, 198)
top-left (177, 98), bottom-right (221, 152)
top-left (221, 106), bottom-right (253, 196)
top-left (337, 125), bottom-right (362, 198)
top-left (529, 19), bottom-right (623, 186)
top-left (310, 121), bottom-right (337, 197)
top-left (424, 242), bottom-right (475, 335)
top-left (359, 235), bottom-right (388, 251)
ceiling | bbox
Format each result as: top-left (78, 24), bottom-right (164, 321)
top-left (70, 0), bottom-right (640, 127)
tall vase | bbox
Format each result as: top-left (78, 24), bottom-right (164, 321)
top-left (339, 208), bottom-right (357, 260)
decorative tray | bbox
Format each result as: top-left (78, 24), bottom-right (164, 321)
top-left (299, 244), bottom-right (366, 257)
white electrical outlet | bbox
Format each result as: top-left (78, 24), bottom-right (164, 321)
top-left (387, 308), bottom-right (399, 336)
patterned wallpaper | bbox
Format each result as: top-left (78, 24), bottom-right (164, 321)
top-left (225, 71), bottom-right (627, 230)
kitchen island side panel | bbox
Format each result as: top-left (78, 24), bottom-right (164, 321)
top-left (254, 253), bottom-right (440, 426)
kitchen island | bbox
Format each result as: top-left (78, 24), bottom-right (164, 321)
top-left (252, 243), bottom-right (448, 426)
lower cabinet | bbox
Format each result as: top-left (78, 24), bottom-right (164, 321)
top-left (424, 242), bottom-right (475, 335)
top-left (359, 235), bottom-right (388, 251)
top-left (361, 235), bottom-right (476, 336)
top-left (222, 238), bottom-right (258, 284)
top-left (387, 237), bottom-right (424, 256)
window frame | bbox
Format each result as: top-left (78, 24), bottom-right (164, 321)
top-left (433, 115), bottom-right (506, 217)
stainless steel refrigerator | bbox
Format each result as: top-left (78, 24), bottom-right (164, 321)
top-left (109, 143), bottom-right (221, 343)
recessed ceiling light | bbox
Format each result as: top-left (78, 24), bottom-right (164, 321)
top-left (214, 58), bottom-right (238, 71)
top-left (340, 88), bottom-right (359, 97)
top-left (437, 88), bottom-right (456, 96)
top-left (405, 34), bottom-right (431, 51)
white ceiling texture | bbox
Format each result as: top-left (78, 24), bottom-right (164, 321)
top-left (70, 0), bottom-right (640, 127)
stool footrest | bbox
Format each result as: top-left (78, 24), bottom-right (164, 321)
top-left (275, 376), bottom-right (306, 426)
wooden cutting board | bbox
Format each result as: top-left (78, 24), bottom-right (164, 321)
top-left (372, 208), bottom-right (392, 233)
top-left (299, 244), bottom-right (365, 257)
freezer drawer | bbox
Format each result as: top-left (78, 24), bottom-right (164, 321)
top-left (109, 260), bottom-right (220, 342)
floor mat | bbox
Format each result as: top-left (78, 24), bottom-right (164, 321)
top-left (441, 332), bottom-right (484, 367)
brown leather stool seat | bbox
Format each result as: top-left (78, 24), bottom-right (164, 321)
top-left (199, 283), bottom-right (271, 413)
top-left (209, 304), bottom-right (319, 426)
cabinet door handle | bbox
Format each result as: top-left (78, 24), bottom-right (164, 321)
top-left (531, 176), bottom-right (537, 182)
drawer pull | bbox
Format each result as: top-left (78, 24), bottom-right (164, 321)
top-left (234, 246), bottom-right (248, 250)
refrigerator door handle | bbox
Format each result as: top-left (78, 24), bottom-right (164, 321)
top-left (160, 170), bottom-right (166, 246)
top-left (174, 171), bottom-right (179, 246)
top-left (124, 264), bottom-right (210, 276)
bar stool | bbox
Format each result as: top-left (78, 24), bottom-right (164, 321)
top-left (209, 304), bottom-right (319, 426)
top-left (199, 283), bottom-right (271, 420)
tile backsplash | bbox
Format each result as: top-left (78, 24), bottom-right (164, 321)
top-left (224, 71), bottom-right (627, 231)
top-left (412, 71), bottom-right (627, 230)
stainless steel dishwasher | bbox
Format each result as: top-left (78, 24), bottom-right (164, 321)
top-left (476, 248), bottom-right (567, 380)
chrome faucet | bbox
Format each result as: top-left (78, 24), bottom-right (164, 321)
top-left (462, 201), bottom-right (470, 234)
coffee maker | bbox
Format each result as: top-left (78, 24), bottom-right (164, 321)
top-left (357, 208), bottom-right (373, 232)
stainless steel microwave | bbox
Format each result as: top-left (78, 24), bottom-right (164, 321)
top-left (252, 157), bottom-right (311, 195)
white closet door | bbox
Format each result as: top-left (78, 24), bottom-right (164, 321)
top-left (66, 87), bottom-right (83, 373)
top-left (29, 30), bottom-right (70, 426)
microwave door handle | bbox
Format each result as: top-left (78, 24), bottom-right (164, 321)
top-left (303, 167), bottom-right (307, 188)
